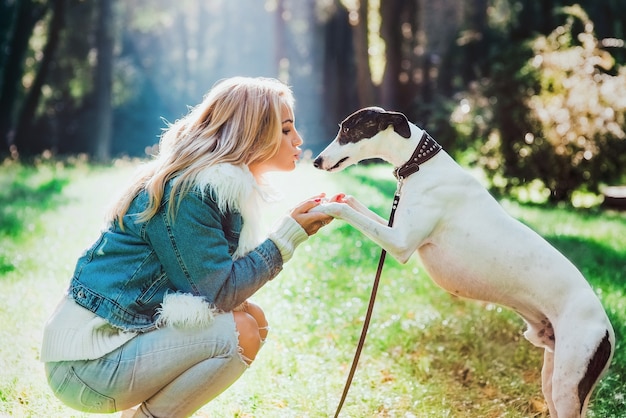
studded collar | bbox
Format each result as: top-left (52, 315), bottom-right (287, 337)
top-left (393, 131), bottom-right (442, 180)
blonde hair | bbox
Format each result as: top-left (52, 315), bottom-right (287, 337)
top-left (109, 77), bottom-right (295, 228)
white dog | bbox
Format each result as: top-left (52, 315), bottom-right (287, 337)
top-left (312, 107), bottom-right (614, 418)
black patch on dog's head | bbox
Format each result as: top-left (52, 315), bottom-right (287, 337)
top-left (337, 107), bottom-right (411, 145)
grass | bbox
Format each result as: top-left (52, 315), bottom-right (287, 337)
top-left (0, 158), bottom-right (624, 417)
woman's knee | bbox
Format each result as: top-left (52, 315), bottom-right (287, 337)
top-left (244, 302), bottom-right (269, 341)
top-left (232, 311), bottom-right (261, 364)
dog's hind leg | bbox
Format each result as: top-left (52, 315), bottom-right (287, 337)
top-left (549, 327), bottom-right (613, 417)
top-left (576, 330), bottom-right (612, 416)
top-left (542, 349), bottom-right (557, 417)
top-left (524, 319), bottom-right (559, 416)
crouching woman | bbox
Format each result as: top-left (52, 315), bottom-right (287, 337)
top-left (41, 77), bottom-right (334, 418)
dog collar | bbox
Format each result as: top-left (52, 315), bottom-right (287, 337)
top-left (393, 131), bottom-right (442, 179)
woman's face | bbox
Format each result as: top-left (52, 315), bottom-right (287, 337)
top-left (250, 105), bottom-right (303, 177)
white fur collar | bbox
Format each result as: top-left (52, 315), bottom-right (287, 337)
top-left (193, 163), bottom-right (274, 259)
top-left (158, 164), bottom-right (277, 328)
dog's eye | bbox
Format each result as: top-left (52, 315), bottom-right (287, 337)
top-left (342, 126), bottom-right (349, 133)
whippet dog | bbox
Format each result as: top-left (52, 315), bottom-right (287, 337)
top-left (312, 107), bottom-right (614, 417)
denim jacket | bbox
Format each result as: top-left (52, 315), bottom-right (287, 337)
top-left (68, 164), bottom-right (286, 332)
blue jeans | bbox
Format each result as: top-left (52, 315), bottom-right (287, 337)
top-left (45, 313), bottom-right (247, 417)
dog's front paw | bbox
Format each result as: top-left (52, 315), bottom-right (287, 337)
top-left (310, 202), bottom-right (345, 218)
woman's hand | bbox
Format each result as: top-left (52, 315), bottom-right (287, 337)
top-left (290, 193), bottom-right (334, 236)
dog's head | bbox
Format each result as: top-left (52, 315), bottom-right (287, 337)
top-left (313, 107), bottom-right (411, 172)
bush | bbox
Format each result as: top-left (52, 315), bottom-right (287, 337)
top-left (524, 5), bottom-right (626, 201)
top-left (452, 5), bottom-right (626, 204)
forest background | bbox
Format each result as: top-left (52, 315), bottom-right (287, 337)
top-left (1, 1), bottom-right (626, 416)
top-left (1, 0), bottom-right (626, 200)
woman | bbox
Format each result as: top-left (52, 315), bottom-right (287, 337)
top-left (41, 77), bottom-right (336, 417)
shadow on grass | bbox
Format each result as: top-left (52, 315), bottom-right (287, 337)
top-left (545, 235), bottom-right (626, 289)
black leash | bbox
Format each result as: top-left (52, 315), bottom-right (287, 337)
top-left (332, 131), bottom-right (442, 417)
top-left (332, 190), bottom-right (401, 418)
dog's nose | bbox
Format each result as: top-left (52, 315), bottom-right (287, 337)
top-left (313, 156), bottom-right (322, 168)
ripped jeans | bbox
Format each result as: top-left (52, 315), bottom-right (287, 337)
top-left (45, 313), bottom-right (248, 418)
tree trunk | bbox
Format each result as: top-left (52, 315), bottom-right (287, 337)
top-left (322, 1), bottom-right (358, 123)
top-left (274, 0), bottom-right (287, 78)
top-left (0, 1), bottom-right (19, 84)
top-left (352, 0), bottom-right (375, 107)
top-left (0, 0), bottom-right (47, 155)
top-left (379, 0), bottom-right (404, 110)
top-left (14, 0), bottom-right (66, 154)
top-left (93, 0), bottom-right (114, 161)
top-left (414, 0), bottom-right (464, 122)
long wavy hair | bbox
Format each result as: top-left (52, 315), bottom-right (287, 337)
top-left (108, 77), bottom-right (295, 228)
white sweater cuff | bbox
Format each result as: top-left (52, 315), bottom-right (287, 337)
top-left (268, 216), bottom-right (308, 263)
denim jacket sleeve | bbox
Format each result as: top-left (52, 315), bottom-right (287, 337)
top-left (144, 189), bottom-right (283, 312)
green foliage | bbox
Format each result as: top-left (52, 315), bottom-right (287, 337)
top-left (0, 156), bottom-right (72, 273)
top-left (4, 0), bottom-right (626, 172)
top-left (0, 161), bottom-right (624, 417)
top-left (523, 5), bottom-right (626, 201)
top-left (450, 4), bottom-right (626, 204)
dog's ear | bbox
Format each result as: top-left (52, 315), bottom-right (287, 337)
top-left (378, 111), bottom-right (411, 139)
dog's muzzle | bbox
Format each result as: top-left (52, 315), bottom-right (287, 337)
top-left (313, 156), bottom-right (348, 171)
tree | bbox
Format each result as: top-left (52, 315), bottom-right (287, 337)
top-left (0, 1), bottom-right (19, 84)
top-left (378, 0), bottom-right (466, 130)
top-left (0, 0), bottom-right (49, 156)
top-left (450, 2), bottom-right (626, 203)
top-left (13, 0), bottom-right (66, 154)
top-left (350, 0), bottom-right (375, 107)
top-left (92, 0), bottom-right (114, 161)
top-left (320, 1), bottom-right (358, 125)
top-left (524, 6), bottom-right (626, 201)
top-left (379, 0), bottom-right (408, 111)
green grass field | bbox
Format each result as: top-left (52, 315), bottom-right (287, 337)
top-left (0, 158), bottom-right (624, 417)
